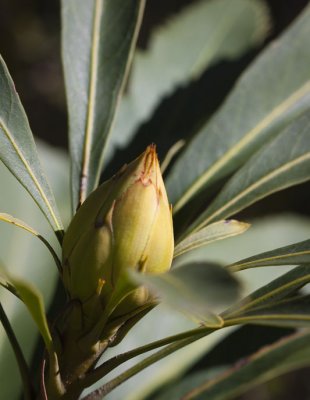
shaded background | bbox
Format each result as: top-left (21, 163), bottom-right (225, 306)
top-left (0, 1), bottom-right (310, 399)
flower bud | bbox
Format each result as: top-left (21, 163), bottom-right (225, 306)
top-left (62, 145), bottom-right (174, 326)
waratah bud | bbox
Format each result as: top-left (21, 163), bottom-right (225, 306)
top-left (62, 145), bottom-right (174, 326)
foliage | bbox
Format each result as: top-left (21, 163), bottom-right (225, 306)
top-left (0, 1), bottom-right (310, 399)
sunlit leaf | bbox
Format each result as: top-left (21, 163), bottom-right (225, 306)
top-left (0, 142), bottom-right (69, 398)
top-left (110, 0), bottom-right (271, 159)
top-left (167, 4), bottom-right (310, 211)
top-left (61, 0), bottom-right (145, 209)
top-left (0, 56), bottom-right (63, 237)
top-left (174, 220), bottom-right (250, 258)
top-left (228, 239), bottom-right (310, 272)
top-left (187, 111), bottom-right (310, 233)
top-left (225, 295), bottom-right (310, 329)
top-left (223, 264), bottom-right (310, 319)
top-left (0, 213), bottom-right (61, 272)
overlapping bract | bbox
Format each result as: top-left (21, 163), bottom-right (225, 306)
top-left (62, 145), bottom-right (174, 323)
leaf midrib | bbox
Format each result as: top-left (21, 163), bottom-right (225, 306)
top-left (227, 274), bottom-right (310, 317)
top-left (79, 0), bottom-right (103, 205)
top-left (227, 314), bottom-right (310, 324)
top-left (194, 152), bottom-right (310, 232)
top-left (0, 118), bottom-right (62, 232)
top-left (174, 221), bottom-right (249, 257)
top-left (230, 250), bottom-right (310, 271)
top-left (174, 80), bottom-right (310, 213)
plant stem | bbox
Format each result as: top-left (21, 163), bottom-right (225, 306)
top-left (0, 302), bottom-right (35, 400)
top-left (0, 213), bottom-right (62, 274)
top-left (81, 325), bottom-right (214, 390)
top-left (37, 234), bottom-right (63, 275)
top-left (81, 327), bottom-right (215, 400)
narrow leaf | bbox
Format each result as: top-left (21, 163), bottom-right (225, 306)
top-left (131, 263), bottom-right (241, 327)
top-left (188, 110), bottom-right (310, 233)
top-left (228, 239), bottom-right (310, 272)
top-left (0, 55), bottom-right (63, 237)
top-left (0, 213), bottom-right (62, 273)
top-left (0, 267), bottom-right (53, 351)
top-left (223, 264), bottom-right (310, 319)
top-left (151, 368), bottom-right (227, 400)
top-left (171, 331), bottom-right (310, 400)
top-left (161, 140), bottom-right (186, 175)
top-left (225, 295), bottom-right (310, 329)
top-left (110, 0), bottom-right (271, 158)
top-left (0, 303), bottom-right (34, 400)
top-left (61, 0), bottom-right (145, 209)
top-left (174, 220), bottom-right (250, 258)
top-left (166, 4), bottom-right (310, 211)
top-left (0, 142), bottom-right (67, 399)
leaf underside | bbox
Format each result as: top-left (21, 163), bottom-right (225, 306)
top-left (0, 56), bottom-right (63, 236)
top-left (61, 0), bottom-right (145, 210)
top-left (167, 4), bottom-right (310, 212)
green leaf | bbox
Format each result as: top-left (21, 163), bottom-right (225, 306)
top-left (156, 331), bottom-right (310, 400)
top-left (228, 239), bottom-right (310, 272)
top-left (0, 267), bottom-right (53, 352)
top-left (0, 142), bottom-right (69, 399)
top-left (110, 0), bottom-right (271, 158)
top-left (0, 213), bottom-right (41, 237)
top-left (187, 111), bottom-right (310, 233)
top-left (131, 263), bottom-right (241, 327)
top-left (174, 220), bottom-right (250, 258)
top-left (61, 0), bottom-right (145, 209)
top-left (0, 55), bottom-right (63, 237)
top-left (151, 368), bottom-right (227, 400)
top-left (223, 264), bottom-right (310, 319)
top-left (166, 4), bottom-right (310, 211)
top-left (0, 213), bottom-right (62, 272)
top-left (99, 215), bottom-right (310, 400)
top-left (0, 303), bottom-right (34, 400)
top-left (225, 295), bottom-right (310, 328)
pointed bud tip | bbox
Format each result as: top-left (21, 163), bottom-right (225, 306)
top-left (138, 144), bottom-right (159, 186)
top-left (62, 143), bottom-right (173, 321)
top-left (144, 144), bottom-right (158, 169)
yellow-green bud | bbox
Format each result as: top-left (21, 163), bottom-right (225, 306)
top-left (62, 145), bottom-right (174, 324)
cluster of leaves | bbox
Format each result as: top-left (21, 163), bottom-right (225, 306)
top-left (0, 0), bottom-right (310, 399)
